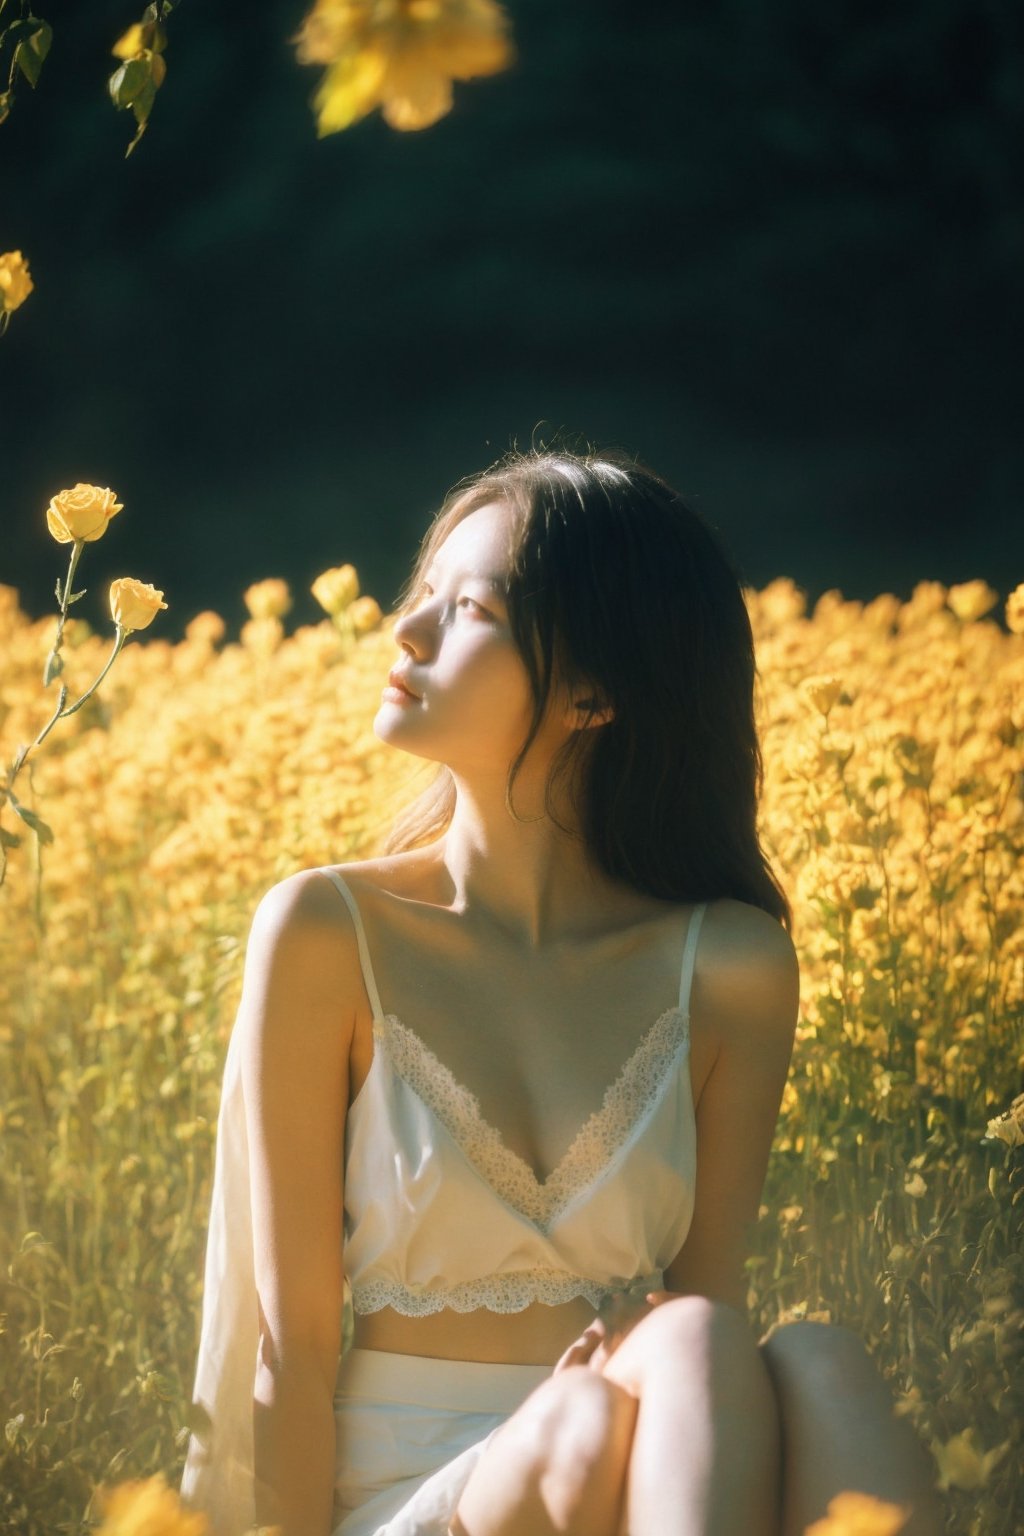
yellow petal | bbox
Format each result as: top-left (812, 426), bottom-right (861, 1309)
top-left (111, 23), bottom-right (147, 59)
top-left (380, 59), bottom-right (453, 129)
top-left (313, 47), bottom-right (388, 135)
top-left (426, 24), bottom-right (512, 79)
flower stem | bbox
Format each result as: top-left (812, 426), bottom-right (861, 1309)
top-left (17, 683), bottom-right (69, 769)
top-left (10, 628), bottom-right (126, 796)
top-left (42, 540), bottom-right (84, 687)
top-left (60, 628), bottom-right (128, 718)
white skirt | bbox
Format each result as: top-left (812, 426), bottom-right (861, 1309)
top-left (332, 1348), bottom-right (553, 1536)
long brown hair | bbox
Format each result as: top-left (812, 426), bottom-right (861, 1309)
top-left (380, 446), bottom-right (792, 932)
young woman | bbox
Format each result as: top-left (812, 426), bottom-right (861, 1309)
top-left (180, 448), bottom-right (943, 1536)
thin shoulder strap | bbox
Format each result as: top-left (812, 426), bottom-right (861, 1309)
top-left (316, 869), bottom-right (385, 1022)
top-left (678, 902), bottom-right (707, 1017)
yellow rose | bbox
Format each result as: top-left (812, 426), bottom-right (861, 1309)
top-left (311, 564), bottom-right (360, 615)
top-left (109, 578), bottom-right (168, 633)
top-left (0, 250), bottom-right (33, 313)
top-left (947, 579), bottom-right (998, 622)
top-left (243, 578), bottom-right (292, 620)
top-left (46, 484), bottom-right (124, 544)
top-left (349, 594), bottom-right (383, 634)
top-left (185, 611), bottom-right (226, 645)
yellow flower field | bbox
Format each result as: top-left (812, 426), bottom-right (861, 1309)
top-left (0, 574), bottom-right (1021, 1534)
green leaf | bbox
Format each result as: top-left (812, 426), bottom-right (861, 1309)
top-left (43, 648), bottom-right (63, 685)
top-left (66, 587), bottom-right (87, 604)
top-left (6, 791), bottom-right (54, 844)
top-left (143, 0), bottom-right (177, 25)
top-left (108, 55), bottom-right (151, 108)
top-left (54, 577), bottom-right (63, 602)
top-left (0, 825), bottom-right (22, 850)
top-left (124, 77), bottom-right (158, 154)
top-left (184, 1400), bottom-right (212, 1439)
top-left (1, 17), bottom-right (43, 46)
top-left (14, 19), bottom-right (51, 87)
top-left (131, 76), bottom-right (157, 126)
top-left (0, 91), bottom-right (10, 126)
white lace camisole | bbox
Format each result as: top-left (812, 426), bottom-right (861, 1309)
top-left (318, 869), bottom-right (706, 1318)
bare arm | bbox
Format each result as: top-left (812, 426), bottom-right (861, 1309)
top-left (556, 901), bottom-right (800, 1371)
top-left (663, 900), bottom-right (800, 1315)
top-left (237, 870), bottom-right (357, 1536)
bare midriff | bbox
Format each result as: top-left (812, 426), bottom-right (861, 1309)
top-left (352, 1295), bottom-right (599, 1367)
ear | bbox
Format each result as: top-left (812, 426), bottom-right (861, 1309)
top-left (572, 695), bottom-right (615, 729)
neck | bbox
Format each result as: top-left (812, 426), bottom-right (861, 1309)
top-left (431, 761), bottom-right (643, 949)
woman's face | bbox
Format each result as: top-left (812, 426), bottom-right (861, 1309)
top-left (375, 500), bottom-right (571, 776)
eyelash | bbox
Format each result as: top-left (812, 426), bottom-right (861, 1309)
top-left (413, 583), bottom-right (489, 616)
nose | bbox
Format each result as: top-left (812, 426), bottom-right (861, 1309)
top-left (392, 602), bottom-right (435, 657)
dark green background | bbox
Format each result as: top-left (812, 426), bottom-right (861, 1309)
top-left (4, 0), bottom-right (1022, 641)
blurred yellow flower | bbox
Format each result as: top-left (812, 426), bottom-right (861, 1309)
top-left (802, 675), bottom-right (844, 715)
top-left (755, 576), bottom-right (807, 628)
top-left (241, 615), bottom-right (285, 656)
top-left (803, 1489), bottom-right (911, 1535)
top-left (350, 594), bottom-right (383, 633)
top-left (933, 1427), bottom-right (1009, 1490)
top-left (903, 1172), bottom-right (927, 1198)
top-left (243, 578), bottom-right (293, 620)
top-left (94, 1472), bottom-right (210, 1534)
top-left (947, 580), bottom-right (998, 622)
top-left (311, 563), bottom-right (360, 614)
top-left (0, 249), bottom-right (33, 312)
top-left (1005, 583), bottom-right (1024, 635)
top-left (295, 0), bottom-right (514, 135)
top-left (110, 578), bottom-right (168, 633)
top-left (185, 611), bottom-right (226, 645)
top-left (47, 484), bottom-right (124, 544)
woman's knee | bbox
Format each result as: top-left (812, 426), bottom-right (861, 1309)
top-left (760, 1320), bottom-right (887, 1398)
top-left (624, 1293), bottom-right (757, 1355)
top-left (604, 1293), bottom-right (770, 1402)
top-left (460, 1367), bottom-right (636, 1535)
top-left (758, 1321), bottom-right (944, 1528)
top-left (509, 1367), bottom-right (635, 1479)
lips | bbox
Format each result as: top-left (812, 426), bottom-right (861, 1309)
top-left (387, 670), bottom-right (420, 699)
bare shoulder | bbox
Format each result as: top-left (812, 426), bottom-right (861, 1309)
top-left (308, 849), bottom-right (437, 902)
top-left (696, 897), bottom-right (800, 1048)
top-left (256, 864), bottom-right (357, 929)
top-left (244, 866), bottom-right (369, 1027)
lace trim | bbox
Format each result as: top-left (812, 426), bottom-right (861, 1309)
top-left (351, 1268), bottom-right (666, 1317)
top-left (375, 1006), bottom-right (690, 1232)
